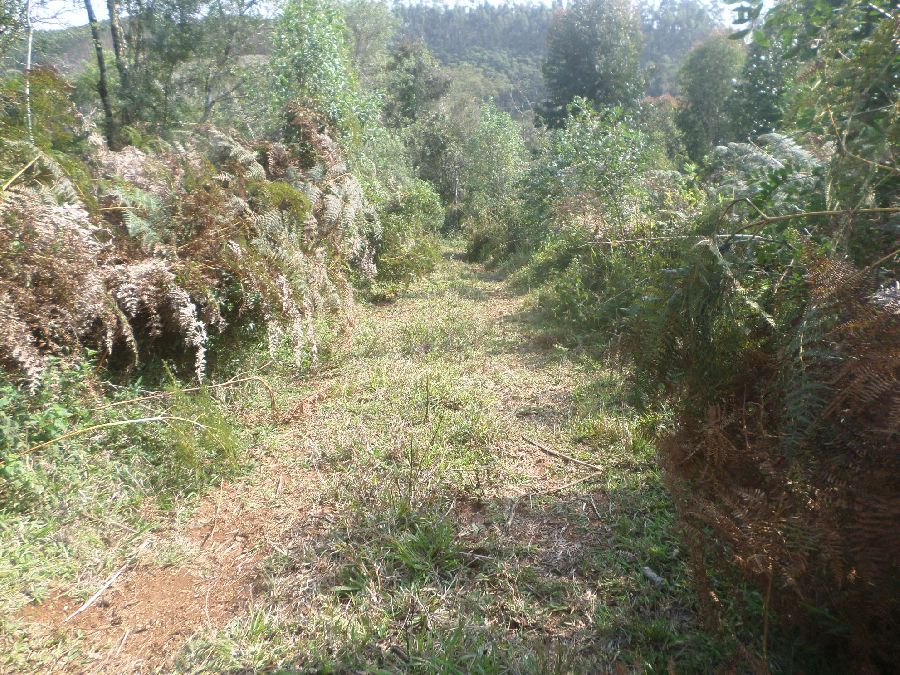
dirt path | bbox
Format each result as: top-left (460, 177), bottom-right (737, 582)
top-left (12, 246), bottom-right (725, 672)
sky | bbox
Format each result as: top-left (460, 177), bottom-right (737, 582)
top-left (32, 0), bottom-right (88, 30)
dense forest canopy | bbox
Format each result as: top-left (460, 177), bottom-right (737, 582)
top-left (1, 0), bottom-right (897, 670)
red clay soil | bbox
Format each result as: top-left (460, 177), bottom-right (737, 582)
top-left (18, 479), bottom-right (263, 673)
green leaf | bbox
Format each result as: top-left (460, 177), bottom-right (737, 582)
top-left (752, 30), bottom-right (770, 47)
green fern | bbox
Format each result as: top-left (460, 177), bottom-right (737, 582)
top-left (108, 184), bottom-right (166, 249)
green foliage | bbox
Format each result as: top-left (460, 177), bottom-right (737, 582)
top-left (405, 111), bottom-right (464, 211)
top-left (0, 69), bottom-right (88, 156)
top-left (0, 363), bottom-right (91, 510)
top-left (726, 38), bottom-right (789, 138)
top-left (382, 39), bottom-right (449, 128)
top-left (460, 103), bottom-right (528, 260)
top-left (0, 361), bottom-right (242, 514)
top-left (0, 0), bottom-right (24, 55)
top-left (368, 179), bottom-right (442, 299)
top-left (396, 2), bottom-right (552, 115)
top-left (676, 33), bottom-right (745, 161)
top-left (540, 0), bottom-right (644, 125)
top-left (636, 95), bottom-right (689, 167)
top-left (641, 0), bottom-right (721, 96)
top-left (524, 101), bottom-right (655, 244)
top-left (273, 0), bottom-right (378, 136)
top-left (342, 0), bottom-right (397, 88)
top-left (251, 179), bottom-right (311, 223)
top-left (785, 0), bottom-right (898, 243)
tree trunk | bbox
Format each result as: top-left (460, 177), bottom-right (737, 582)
top-left (105, 0), bottom-right (129, 83)
top-left (23, 0), bottom-right (34, 144)
top-left (84, 0), bottom-right (117, 148)
top-left (105, 0), bottom-right (131, 124)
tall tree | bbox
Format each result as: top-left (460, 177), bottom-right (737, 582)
top-left (641, 0), bottom-right (720, 96)
top-left (273, 0), bottom-right (376, 134)
top-left (539, 0), bottom-right (643, 125)
top-left (83, 0), bottom-right (115, 146)
top-left (676, 32), bottom-right (744, 161)
top-left (382, 39), bottom-right (449, 128)
top-left (342, 0), bottom-right (397, 88)
top-left (727, 39), bottom-right (788, 139)
top-left (191, 0), bottom-right (264, 123)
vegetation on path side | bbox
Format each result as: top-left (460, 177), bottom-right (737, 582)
top-left (5, 246), bottom-right (763, 672)
top-left (3, 0), bottom-right (895, 668)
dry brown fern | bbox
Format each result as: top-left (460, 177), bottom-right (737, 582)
top-left (1, 118), bottom-right (373, 384)
top-left (661, 251), bottom-right (900, 663)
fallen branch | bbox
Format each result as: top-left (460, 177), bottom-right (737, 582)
top-left (64, 539), bottom-right (151, 623)
top-left (542, 470), bottom-right (605, 495)
top-left (721, 206), bottom-right (900, 248)
top-left (99, 375), bottom-right (277, 415)
top-left (523, 437), bottom-right (603, 472)
top-left (1, 156), bottom-right (38, 192)
top-left (21, 416), bottom-right (211, 458)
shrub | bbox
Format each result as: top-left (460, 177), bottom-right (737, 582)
top-left (369, 179), bottom-right (443, 298)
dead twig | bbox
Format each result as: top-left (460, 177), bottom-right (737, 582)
top-left (64, 540), bottom-right (151, 623)
top-left (506, 497), bottom-right (522, 527)
top-left (523, 437), bottom-right (603, 472)
top-left (200, 479), bottom-right (225, 549)
top-left (113, 628), bottom-right (129, 658)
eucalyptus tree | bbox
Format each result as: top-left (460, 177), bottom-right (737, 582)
top-left (676, 33), bottom-right (744, 161)
top-left (341, 0), bottom-right (397, 89)
top-left (539, 0), bottom-right (643, 125)
top-left (273, 0), bottom-right (377, 135)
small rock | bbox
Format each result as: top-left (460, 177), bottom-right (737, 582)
top-left (642, 566), bottom-right (665, 586)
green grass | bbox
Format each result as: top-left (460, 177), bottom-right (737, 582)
top-left (171, 245), bottom-right (761, 672)
top-left (4, 243), bottom-right (783, 672)
top-left (0, 360), bottom-right (283, 672)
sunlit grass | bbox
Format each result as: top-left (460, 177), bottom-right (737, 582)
top-left (174, 246), bottom-right (754, 672)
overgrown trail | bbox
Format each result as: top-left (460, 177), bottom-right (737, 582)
top-left (14, 245), bottom-right (725, 672)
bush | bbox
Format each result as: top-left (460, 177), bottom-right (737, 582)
top-left (368, 179), bottom-right (442, 299)
top-left (470, 3), bottom-right (898, 662)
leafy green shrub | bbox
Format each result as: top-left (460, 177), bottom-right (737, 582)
top-left (505, 101), bottom-right (701, 341)
top-left (369, 179), bottom-right (442, 298)
top-left (460, 103), bottom-right (528, 262)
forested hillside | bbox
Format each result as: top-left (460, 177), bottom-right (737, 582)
top-left (400, 0), bottom-right (723, 114)
top-left (2, 0), bottom-right (897, 671)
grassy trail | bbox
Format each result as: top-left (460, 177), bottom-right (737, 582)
top-left (8, 245), bottom-right (734, 672)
